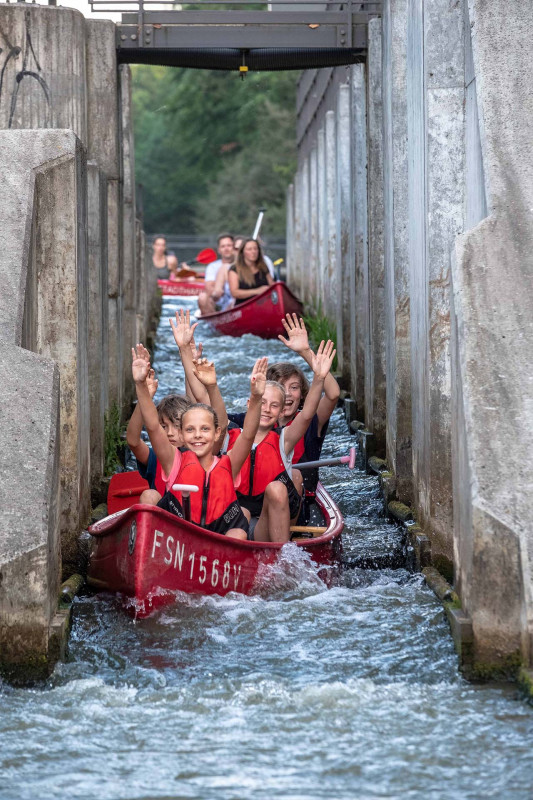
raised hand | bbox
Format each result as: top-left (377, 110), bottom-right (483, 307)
top-left (131, 344), bottom-right (151, 384)
top-left (311, 340), bottom-right (336, 381)
top-left (250, 356), bottom-right (268, 397)
top-left (169, 308), bottom-right (199, 349)
top-left (278, 313), bottom-right (310, 354)
top-left (192, 357), bottom-right (217, 386)
top-left (189, 333), bottom-right (203, 362)
top-left (146, 368), bottom-right (159, 399)
top-left (134, 342), bottom-right (151, 364)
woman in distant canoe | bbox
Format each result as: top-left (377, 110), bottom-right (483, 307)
top-left (228, 238), bottom-right (273, 305)
top-left (152, 235), bottom-right (178, 279)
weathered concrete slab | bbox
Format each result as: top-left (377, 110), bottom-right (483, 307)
top-left (335, 83), bottom-right (352, 378)
top-left (87, 161), bottom-right (109, 486)
top-left (451, 0), bottom-right (533, 673)
top-left (285, 183), bottom-right (295, 285)
top-left (351, 63), bottom-right (368, 421)
top-left (324, 110), bottom-right (337, 322)
top-left (309, 145), bottom-right (318, 302)
top-left (0, 344), bottom-right (64, 683)
top-left (0, 129), bottom-right (90, 572)
top-left (316, 127), bottom-right (326, 307)
top-left (86, 19), bottom-right (120, 180)
top-left (106, 178), bottom-right (123, 409)
top-left (407, 0), bottom-right (464, 570)
top-left (382, 0), bottom-right (412, 502)
top-left (0, 4), bottom-right (87, 143)
top-left (120, 65), bottom-right (137, 406)
top-left (366, 18), bottom-right (386, 454)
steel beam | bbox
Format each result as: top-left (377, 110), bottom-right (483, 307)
top-left (117, 25), bottom-right (367, 50)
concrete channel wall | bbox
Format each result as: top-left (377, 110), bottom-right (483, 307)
top-left (0, 4), bottom-right (156, 681)
top-left (289, 0), bottom-right (533, 677)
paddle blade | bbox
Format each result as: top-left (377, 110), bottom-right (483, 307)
top-left (107, 471), bottom-right (150, 514)
top-left (195, 248), bottom-right (217, 264)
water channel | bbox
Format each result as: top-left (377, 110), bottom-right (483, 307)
top-left (1, 296), bottom-right (532, 799)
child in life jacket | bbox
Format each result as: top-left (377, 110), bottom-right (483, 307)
top-left (267, 313), bottom-right (340, 494)
top-left (230, 339), bottom-right (336, 543)
top-left (132, 346), bottom-right (269, 539)
top-left (126, 343), bottom-right (193, 504)
top-left (170, 306), bottom-right (236, 453)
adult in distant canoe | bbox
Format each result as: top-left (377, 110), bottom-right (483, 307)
top-left (152, 235), bottom-right (178, 279)
top-left (197, 233), bottom-right (235, 314)
top-left (228, 238), bottom-right (274, 305)
top-left (234, 234), bottom-right (276, 279)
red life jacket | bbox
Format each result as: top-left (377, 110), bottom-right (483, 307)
top-left (170, 452), bottom-right (245, 534)
top-left (236, 430), bottom-right (291, 516)
top-left (285, 414), bottom-right (305, 464)
top-left (154, 460), bottom-right (166, 496)
top-left (220, 426), bottom-right (241, 455)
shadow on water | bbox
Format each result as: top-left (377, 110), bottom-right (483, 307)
top-left (1, 296), bottom-right (532, 800)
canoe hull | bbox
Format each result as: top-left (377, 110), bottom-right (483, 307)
top-left (158, 278), bottom-right (205, 296)
top-left (88, 483), bottom-right (342, 617)
top-left (199, 281), bottom-right (303, 339)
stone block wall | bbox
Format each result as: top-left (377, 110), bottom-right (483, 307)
top-left (290, 1), bottom-right (533, 673)
top-left (0, 4), bottom-right (151, 679)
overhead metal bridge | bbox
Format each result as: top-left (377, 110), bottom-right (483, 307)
top-left (89, 0), bottom-right (381, 71)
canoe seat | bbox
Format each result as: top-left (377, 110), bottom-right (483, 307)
top-left (290, 525), bottom-right (328, 541)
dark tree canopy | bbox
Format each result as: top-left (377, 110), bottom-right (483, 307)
top-left (132, 65), bottom-right (297, 240)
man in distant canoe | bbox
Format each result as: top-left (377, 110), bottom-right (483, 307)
top-left (197, 232), bottom-right (235, 315)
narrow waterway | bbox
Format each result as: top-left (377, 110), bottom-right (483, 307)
top-left (1, 296), bottom-right (532, 800)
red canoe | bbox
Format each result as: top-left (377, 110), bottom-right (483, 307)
top-left (199, 281), bottom-right (303, 339)
top-left (158, 278), bottom-right (205, 296)
top-left (87, 480), bottom-right (343, 617)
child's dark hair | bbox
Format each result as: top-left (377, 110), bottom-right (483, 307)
top-left (156, 394), bottom-right (192, 426)
top-left (266, 363), bottom-right (309, 407)
top-left (180, 403), bottom-right (219, 429)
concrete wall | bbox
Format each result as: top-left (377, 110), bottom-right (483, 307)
top-left (0, 4), bottom-right (151, 680)
top-left (450, 0), bottom-right (533, 674)
top-left (406, 0), bottom-right (464, 573)
top-left (292, 2), bottom-right (533, 674)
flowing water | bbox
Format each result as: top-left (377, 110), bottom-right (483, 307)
top-left (1, 296), bottom-right (532, 799)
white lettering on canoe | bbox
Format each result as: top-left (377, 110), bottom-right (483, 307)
top-left (199, 555), bottom-right (207, 584)
top-left (233, 564), bottom-right (242, 591)
top-left (152, 530), bottom-right (164, 558)
top-left (211, 559), bottom-right (219, 587)
top-left (222, 561), bottom-right (230, 588)
top-left (174, 540), bottom-right (184, 571)
top-left (151, 534), bottom-right (241, 592)
top-left (219, 309), bottom-right (242, 324)
top-left (164, 535), bottom-right (174, 565)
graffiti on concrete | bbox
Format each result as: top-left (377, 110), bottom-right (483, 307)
top-left (0, 10), bottom-right (50, 128)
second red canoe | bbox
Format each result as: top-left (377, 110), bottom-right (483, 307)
top-left (198, 281), bottom-right (303, 339)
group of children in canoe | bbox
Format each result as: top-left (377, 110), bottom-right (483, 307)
top-left (127, 309), bottom-right (340, 543)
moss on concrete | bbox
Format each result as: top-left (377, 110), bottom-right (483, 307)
top-left (387, 501), bottom-right (414, 522)
top-left (518, 668), bottom-right (533, 704)
top-left (432, 553), bottom-right (454, 584)
top-left (471, 651), bottom-right (522, 682)
top-left (368, 456), bottom-right (388, 474)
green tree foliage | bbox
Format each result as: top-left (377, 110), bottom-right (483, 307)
top-left (132, 65), bottom-right (297, 238)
